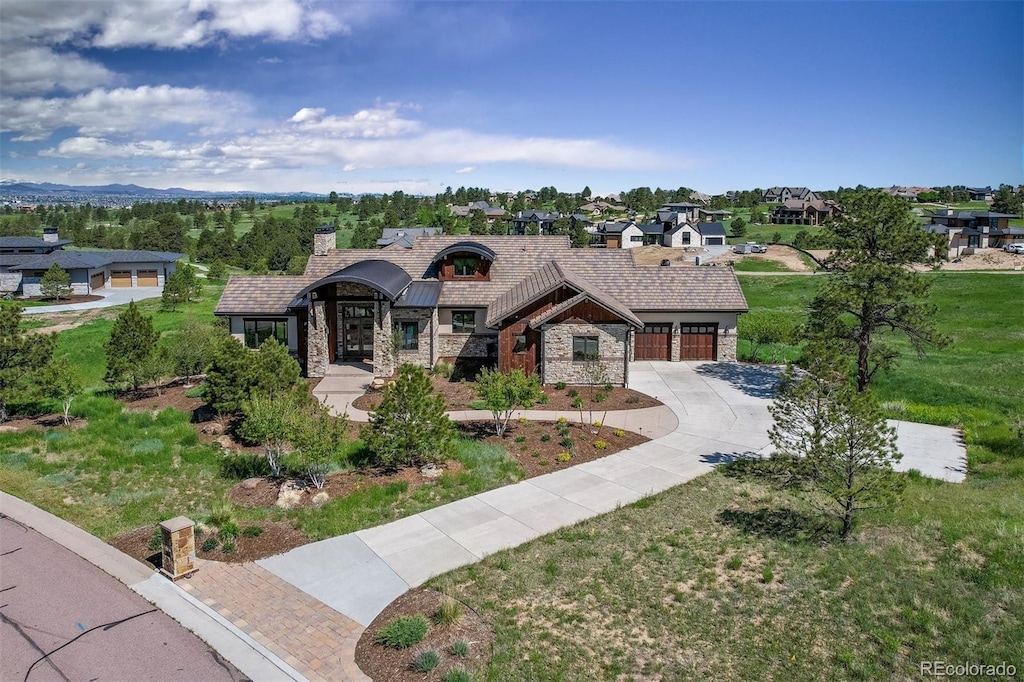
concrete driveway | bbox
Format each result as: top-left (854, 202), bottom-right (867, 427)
top-left (20, 286), bottom-right (164, 314)
top-left (259, 361), bottom-right (966, 632)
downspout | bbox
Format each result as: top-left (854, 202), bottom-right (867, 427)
top-left (624, 328), bottom-right (631, 387)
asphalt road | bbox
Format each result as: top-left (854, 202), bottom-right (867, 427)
top-left (0, 515), bottom-right (248, 682)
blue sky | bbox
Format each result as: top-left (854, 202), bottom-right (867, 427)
top-left (1, 1), bottom-right (1020, 195)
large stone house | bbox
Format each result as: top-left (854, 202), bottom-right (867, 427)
top-left (1, 229), bottom-right (183, 296)
top-left (761, 187), bottom-right (819, 203)
top-left (923, 209), bottom-right (1023, 258)
top-left (769, 199), bottom-right (840, 226)
top-left (214, 229), bottom-right (748, 385)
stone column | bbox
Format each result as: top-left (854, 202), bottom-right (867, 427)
top-left (373, 301), bottom-right (394, 378)
top-left (159, 516), bottom-right (195, 580)
top-left (307, 299), bottom-right (328, 377)
top-left (718, 327), bottom-right (737, 361)
top-left (670, 322), bottom-right (681, 361)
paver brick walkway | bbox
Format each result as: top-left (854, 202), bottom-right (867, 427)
top-left (181, 559), bottom-right (369, 682)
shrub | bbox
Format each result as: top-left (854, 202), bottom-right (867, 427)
top-left (603, 382), bottom-right (614, 392)
top-left (450, 639), bottom-right (470, 657)
top-left (571, 397), bottom-right (584, 409)
top-left (362, 364), bottom-right (453, 467)
top-left (559, 436), bottom-right (574, 449)
top-left (594, 440), bottom-right (608, 450)
top-left (556, 452), bottom-right (571, 463)
top-left (593, 392), bottom-right (607, 403)
top-left (241, 525), bottom-right (263, 538)
top-left (540, 433), bottom-right (551, 442)
top-left (567, 389), bottom-right (578, 398)
top-left (410, 649), bottom-right (440, 673)
top-left (612, 429), bottom-right (625, 437)
top-left (761, 568), bottom-right (774, 583)
top-left (201, 537), bottom-right (219, 552)
top-left (375, 615), bottom-right (430, 649)
top-left (537, 393), bottom-right (549, 405)
top-left (432, 361), bottom-right (454, 378)
top-left (625, 395), bottom-right (639, 404)
top-left (538, 459), bottom-right (550, 466)
top-left (592, 420), bottom-right (602, 428)
top-left (221, 540), bottom-right (236, 553)
top-left (219, 521), bottom-right (240, 541)
top-left (517, 416), bottom-right (529, 424)
top-left (555, 381), bottom-right (567, 390)
top-left (726, 555), bottom-right (743, 570)
top-left (556, 416), bottom-right (568, 425)
top-left (434, 597), bottom-right (463, 625)
top-left (443, 667), bottom-right (472, 682)
top-left (514, 435), bottom-right (526, 443)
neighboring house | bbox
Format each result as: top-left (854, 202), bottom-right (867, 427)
top-left (923, 209), bottom-right (1023, 258)
top-left (1, 233), bottom-right (183, 296)
top-left (658, 202), bottom-right (702, 223)
top-left (597, 219), bottom-right (726, 249)
top-left (449, 201), bottom-right (507, 222)
top-left (699, 208), bottom-right (733, 221)
top-left (578, 201), bottom-right (625, 216)
top-left (884, 186), bottom-right (931, 201)
top-left (689, 191), bottom-right (712, 204)
top-left (769, 199), bottom-right (840, 226)
top-left (761, 187), bottom-right (819, 203)
top-left (509, 209), bottom-right (560, 235)
top-left (377, 227), bottom-right (441, 249)
top-left (967, 187), bottom-right (994, 202)
top-left (214, 231), bottom-right (748, 385)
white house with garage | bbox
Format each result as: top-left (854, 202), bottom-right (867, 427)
top-left (0, 230), bottom-right (183, 296)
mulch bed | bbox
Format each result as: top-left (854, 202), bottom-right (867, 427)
top-left (110, 519), bottom-right (310, 565)
top-left (356, 588), bottom-right (494, 682)
top-left (0, 413), bottom-right (86, 431)
top-left (462, 418), bottom-right (648, 477)
top-left (351, 373), bottom-right (661, 412)
top-left (115, 378), bottom-right (206, 414)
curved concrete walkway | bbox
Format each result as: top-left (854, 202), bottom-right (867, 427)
top-left (261, 361), bottom-right (967, 639)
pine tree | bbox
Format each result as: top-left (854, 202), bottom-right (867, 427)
top-left (0, 303), bottom-right (56, 421)
top-left (361, 364), bottom-right (453, 467)
top-left (104, 301), bottom-right (160, 390)
top-left (39, 263), bottom-right (73, 301)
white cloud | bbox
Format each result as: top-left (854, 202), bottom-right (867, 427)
top-left (0, 46), bottom-right (114, 96)
top-left (455, 166), bottom-right (476, 174)
top-left (288, 105), bottom-right (421, 138)
top-left (1, 85), bottom-right (248, 141)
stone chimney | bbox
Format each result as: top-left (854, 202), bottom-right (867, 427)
top-left (42, 226), bottom-right (59, 243)
top-left (313, 224), bottom-right (335, 256)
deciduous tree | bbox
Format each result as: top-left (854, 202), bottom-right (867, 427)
top-left (37, 358), bottom-right (82, 425)
top-left (476, 367), bottom-right (543, 437)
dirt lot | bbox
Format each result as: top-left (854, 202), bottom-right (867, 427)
top-left (705, 244), bottom-right (816, 271)
top-left (924, 248), bottom-right (1024, 271)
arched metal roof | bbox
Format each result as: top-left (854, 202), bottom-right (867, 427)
top-left (288, 259), bottom-right (412, 305)
top-left (430, 241), bottom-right (497, 264)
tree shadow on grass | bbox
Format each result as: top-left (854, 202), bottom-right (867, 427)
top-left (693, 362), bottom-right (785, 399)
top-left (717, 506), bottom-right (828, 544)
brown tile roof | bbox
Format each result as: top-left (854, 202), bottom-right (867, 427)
top-left (216, 235), bottom-right (748, 316)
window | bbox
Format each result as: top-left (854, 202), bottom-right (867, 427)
top-left (572, 336), bottom-right (599, 362)
top-left (681, 231), bottom-right (691, 245)
top-left (513, 334), bottom-right (527, 354)
top-left (453, 257), bottom-right (477, 277)
top-left (630, 235), bottom-right (644, 242)
top-left (452, 310), bottom-right (476, 333)
top-left (396, 321), bottom-right (419, 350)
top-left (244, 319), bottom-right (288, 349)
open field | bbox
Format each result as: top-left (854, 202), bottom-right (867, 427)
top-left (433, 271), bottom-right (1024, 680)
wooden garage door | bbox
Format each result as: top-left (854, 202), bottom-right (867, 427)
top-left (90, 272), bottom-right (105, 291)
top-left (110, 270), bottom-right (132, 287)
top-left (679, 324), bottom-right (717, 360)
top-left (137, 269), bottom-right (158, 286)
top-left (635, 324), bottom-right (672, 360)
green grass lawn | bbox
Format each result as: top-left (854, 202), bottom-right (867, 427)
top-left (430, 270), bottom-right (1024, 680)
top-left (731, 258), bottom-right (793, 273)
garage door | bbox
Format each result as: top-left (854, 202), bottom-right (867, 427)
top-left (90, 272), bottom-right (105, 291)
top-left (705, 237), bottom-right (724, 245)
top-left (110, 270), bottom-right (132, 287)
top-left (137, 269), bottom-right (158, 286)
top-left (680, 324), bottom-right (717, 360)
top-left (634, 324), bottom-right (672, 360)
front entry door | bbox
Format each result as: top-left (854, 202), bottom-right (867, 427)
top-left (340, 305), bottom-right (374, 359)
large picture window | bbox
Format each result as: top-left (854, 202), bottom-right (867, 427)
top-left (244, 319), bottom-right (288, 349)
top-left (396, 321), bottom-right (419, 350)
top-left (453, 257), bottom-right (478, 277)
top-left (452, 310), bottom-right (476, 333)
top-left (572, 336), bottom-right (599, 362)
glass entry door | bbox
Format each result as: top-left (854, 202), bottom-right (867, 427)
top-left (340, 305), bottom-right (374, 359)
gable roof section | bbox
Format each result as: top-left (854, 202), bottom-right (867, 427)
top-left (215, 275), bottom-right (316, 315)
top-left (697, 222), bottom-right (727, 237)
top-left (485, 260), bottom-right (640, 328)
top-left (527, 291), bottom-right (643, 329)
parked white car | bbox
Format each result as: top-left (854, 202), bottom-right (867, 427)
top-left (1003, 243), bottom-right (1024, 254)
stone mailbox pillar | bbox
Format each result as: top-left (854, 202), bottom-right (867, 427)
top-left (159, 516), bottom-right (196, 580)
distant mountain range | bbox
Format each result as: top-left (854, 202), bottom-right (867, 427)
top-left (0, 180), bottom-right (328, 198)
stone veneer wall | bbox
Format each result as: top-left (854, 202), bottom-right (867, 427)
top-left (373, 301), bottom-right (394, 378)
top-left (542, 322), bottom-right (628, 386)
top-left (437, 334), bottom-right (497, 359)
top-left (306, 300), bottom-right (329, 378)
top-left (391, 307), bottom-right (435, 370)
top-left (717, 328), bottom-right (737, 361)
top-left (313, 230), bottom-right (334, 257)
top-left (1, 272), bottom-right (23, 293)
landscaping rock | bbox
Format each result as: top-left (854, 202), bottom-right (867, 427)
top-left (215, 435), bottom-right (234, 450)
top-left (420, 463), bottom-right (442, 478)
top-left (241, 477), bottom-right (262, 490)
top-left (311, 491), bottom-right (330, 507)
top-left (275, 481), bottom-right (306, 509)
top-left (200, 421), bottom-right (225, 435)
